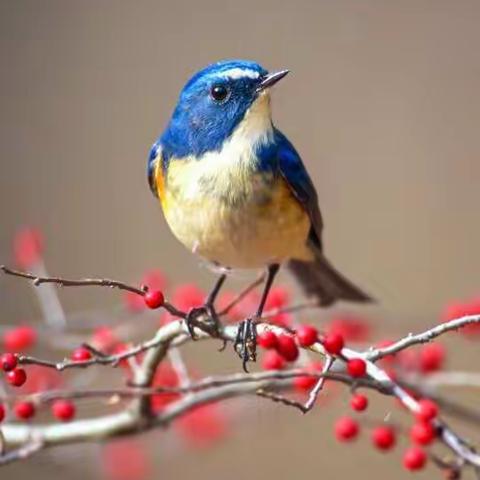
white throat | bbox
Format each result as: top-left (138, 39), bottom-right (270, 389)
top-left (214, 92), bottom-right (273, 169)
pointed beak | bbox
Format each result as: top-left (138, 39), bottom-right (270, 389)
top-left (256, 69), bottom-right (289, 92)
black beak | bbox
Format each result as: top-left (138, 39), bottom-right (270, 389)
top-left (256, 69), bottom-right (289, 92)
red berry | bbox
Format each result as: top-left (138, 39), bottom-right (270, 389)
top-left (294, 374), bottom-right (317, 390)
top-left (328, 315), bottom-right (371, 342)
top-left (411, 421), bottom-right (436, 445)
top-left (144, 290), bottom-right (165, 309)
top-left (91, 326), bottom-right (118, 352)
top-left (71, 347), bottom-right (92, 362)
top-left (276, 334), bottom-right (299, 362)
top-left (442, 300), bottom-right (468, 322)
top-left (294, 361), bottom-right (323, 391)
top-left (123, 291), bottom-right (146, 312)
top-left (3, 326), bottom-right (37, 351)
top-left (111, 342), bottom-right (134, 369)
top-left (269, 312), bottom-right (292, 328)
top-left (419, 343), bottom-right (445, 373)
top-left (323, 333), bottom-right (344, 355)
top-left (177, 403), bottom-right (227, 447)
top-left (217, 291), bottom-right (244, 322)
top-left (101, 439), bottom-right (151, 480)
top-left (347, 358), bottom-right (367, 377)
top-left (334, 416), bottom-right (359, 442)
top-left (372, 426), bottom-right (396, 450)
top-left (397, 348), bottom-right (419, 372)
top-left (443, 300), bottom-right (480, 337)
top-left (172, 284), bottom-right (205, 311)
top-left (1, 352), bottom-right (18, 371)
top-left (0, 403), bottom-right (5, 422)
top-left (296, 325), bottom-right (318, 347)
top-left (416, 399), bottom-right (438, 422)
top-left (14, 401), bottom-right (35, 420)
top-left (403, 446), bottom-right (427, 471)
top-left (460, 299), bottom-right (480, 336)
top-left (13, 227), bottom-right (43, 268)
top-left (264, 286), bottom-right (290, 310)
top-left (150, 364), bottom-right (180, 412)
top-left (257, 330), bottom-right (278, 349)
top-left (6, 368), bottom-right (27, 387)
top-left (350, 393), bottom-right (368, 411)
top-left (262, 350), bottom-right (286, 370)
top-left (52, 399), bottom-right (76, 421)
top-left (142, 270), bottom-right (167, 292)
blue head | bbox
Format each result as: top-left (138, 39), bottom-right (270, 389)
top-left (159, 60), bottom-right (289, 160)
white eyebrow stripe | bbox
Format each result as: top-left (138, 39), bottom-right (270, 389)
top-left (219, 68), bottom-right (260, 80)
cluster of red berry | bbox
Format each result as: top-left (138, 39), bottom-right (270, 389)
top-left (334, 393), bottom-right (438, 471)
top-left (0, 350), bottom-right (77, 422)
top-left (258, 327), bottom-right (367, 380)
top-left (3, 227), bottom-right (480, 479)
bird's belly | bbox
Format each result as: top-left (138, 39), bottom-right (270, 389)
top-left (161, 176), bottom-right (312, 269)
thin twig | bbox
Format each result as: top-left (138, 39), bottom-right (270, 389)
top-left (218, 273), bottom-right (265, 315)
top-left (303, 355), bottom-right (334, 412)
top-left (0, 439), bottom-right (44, 466)
top-left (0, 369), bottom-right (392, 405)
top-left (366, 315), bottom-right (480, 361)
top-left (261, 299), bottom-right (320, 320)
top-left (1, 265), bottom-right (146, 295)
top-left (256, 389), bottom-right (307, 413)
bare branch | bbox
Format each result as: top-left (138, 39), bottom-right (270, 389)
top-left (303, 355), bottom-right (334, 412)
top-left (1, 265), bottom-right (146, 295)
top-left (218, 273), bottom-right (265, 315)
top-left (3, 262), bottom-right (480, 472)
top-left (0, 369), bottom-right (391, 405)
top-left (256, 389), bottom-right (307, 412)
top-left (0, 439), bottom-right (44, 466)
top-left (366, 315), bottom-right (480, 361)
top-left (16, 321), bottom-right (188, 371)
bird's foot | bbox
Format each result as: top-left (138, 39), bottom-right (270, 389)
top-left (234, 317), bottom-right (258, 373)
top-left (185, 304), bottom-right (221, 339)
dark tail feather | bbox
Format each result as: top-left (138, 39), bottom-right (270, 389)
top-left (288, 255), bottom-right (373, 306)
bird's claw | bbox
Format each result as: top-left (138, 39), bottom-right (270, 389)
top-left (234, 317), bottom-right (257, 372)
top-left (185, 304), bottom-right (220, 339)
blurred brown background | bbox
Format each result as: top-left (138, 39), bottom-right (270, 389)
top-left (1, 1), bottom-right (480, 479)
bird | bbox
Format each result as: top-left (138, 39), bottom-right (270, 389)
top-left (147, 59), bottom-right (372, 368)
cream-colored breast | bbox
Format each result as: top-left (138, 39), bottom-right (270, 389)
top-left (157, 93), bottom-right (313, 268)
top-left (161, 161), bottom-right (312, 269)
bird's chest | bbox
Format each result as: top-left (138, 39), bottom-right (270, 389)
top-left (159, 155), bottom-right (310, 268)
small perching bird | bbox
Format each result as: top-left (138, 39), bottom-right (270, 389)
top-left (148, 60), bottom-right (372, 368)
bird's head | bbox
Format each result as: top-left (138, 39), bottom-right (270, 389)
top-left (161, 60), bottom-right (289, 158)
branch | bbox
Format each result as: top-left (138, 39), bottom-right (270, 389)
top-left (303, 355), bottom-right (334, 412)
top-left (3, 264), bottom-right (480, 472)
top-left (0, 265), bottom-right (146, 295)
top-left (0, 369), bottom-right (391, 404)
top-left (0, 265), bottom-right (187, 319)
top-left (0, 438), bottom-right (44, 466)
top-left (218, 273), bottom-right (265, 315)
top-left (366, 315), bottom-right (480, 361)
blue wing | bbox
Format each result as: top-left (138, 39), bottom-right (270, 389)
top-left (274, 129), bottom-right (324, 250)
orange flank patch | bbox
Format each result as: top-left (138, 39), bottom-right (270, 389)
top-left (154, 162), bottom-right (167, 208)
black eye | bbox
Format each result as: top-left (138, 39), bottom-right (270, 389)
top-left (210, 84), bottom-right (229, 102)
